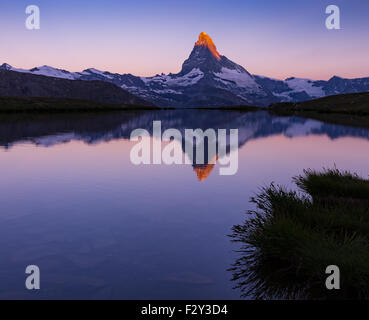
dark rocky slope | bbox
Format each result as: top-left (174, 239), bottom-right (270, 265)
top-left (0, 70), bottom-right (153, 107)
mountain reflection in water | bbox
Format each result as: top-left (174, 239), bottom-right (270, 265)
top-left (1, 110), bottom-right (369, 182)
top-left (1, 109), bottom-right (369, 299)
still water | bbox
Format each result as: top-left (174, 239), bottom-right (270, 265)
top-left (0, 110), bottom-right (368, 299)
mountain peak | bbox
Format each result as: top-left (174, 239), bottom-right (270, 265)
top-left (195, 32), bottom-right (221, 60)
top-left (0, 63), bottom-right (12, 70)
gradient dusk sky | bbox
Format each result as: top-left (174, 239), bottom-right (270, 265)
top-left (1, 0), bottom-right (369, 80)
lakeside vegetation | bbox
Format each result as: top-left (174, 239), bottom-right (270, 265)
top-left (0, 96), bottom-right (159, 113)
top-left (230, 168), bottom-right (369, 300)
top-left (0, 96), bottom-right (261, 113)
top-left (269, 92), bottom-right (369, 128)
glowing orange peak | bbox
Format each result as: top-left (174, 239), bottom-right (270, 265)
top-left (193, 164), bottom-right (215, 182)
top-left (195, 32), bottom-right (221, 60)
top-left (192, 155), bottom-right (218, 182)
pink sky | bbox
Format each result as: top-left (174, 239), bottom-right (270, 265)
top-left (1, 0), bottom-right (369, 80)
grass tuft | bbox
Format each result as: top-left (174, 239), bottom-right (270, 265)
top-left (230, 169), bottom-right (369, 299)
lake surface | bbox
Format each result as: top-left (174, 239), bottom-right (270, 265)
top-left (0, 110), bottom-right (369, 299)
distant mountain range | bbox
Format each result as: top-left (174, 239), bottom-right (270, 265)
top-left (1, 32), bottom-right (369, 107)
top-left (0, 69), bottom-right (153, 107)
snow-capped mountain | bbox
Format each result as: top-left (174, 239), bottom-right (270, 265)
top-left (0, 69), bottom-right (153, 106)
top-left (254, 75), bottom-right (369, 103)
top-left (2, 32), bottom-right (369, 107)
top-left (0, 64), bottom-right (80, 80)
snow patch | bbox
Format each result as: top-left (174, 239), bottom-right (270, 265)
top-left (214, 68), bottom-right (259, 89)
top-left (6, 65), bottom-right (79, 80)
top-left (141, 68), bottom-right (204, 87)
top-left (82, 68), bottom-right (114, 79)
top-left (285, 78), bottom-right (325, 98)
